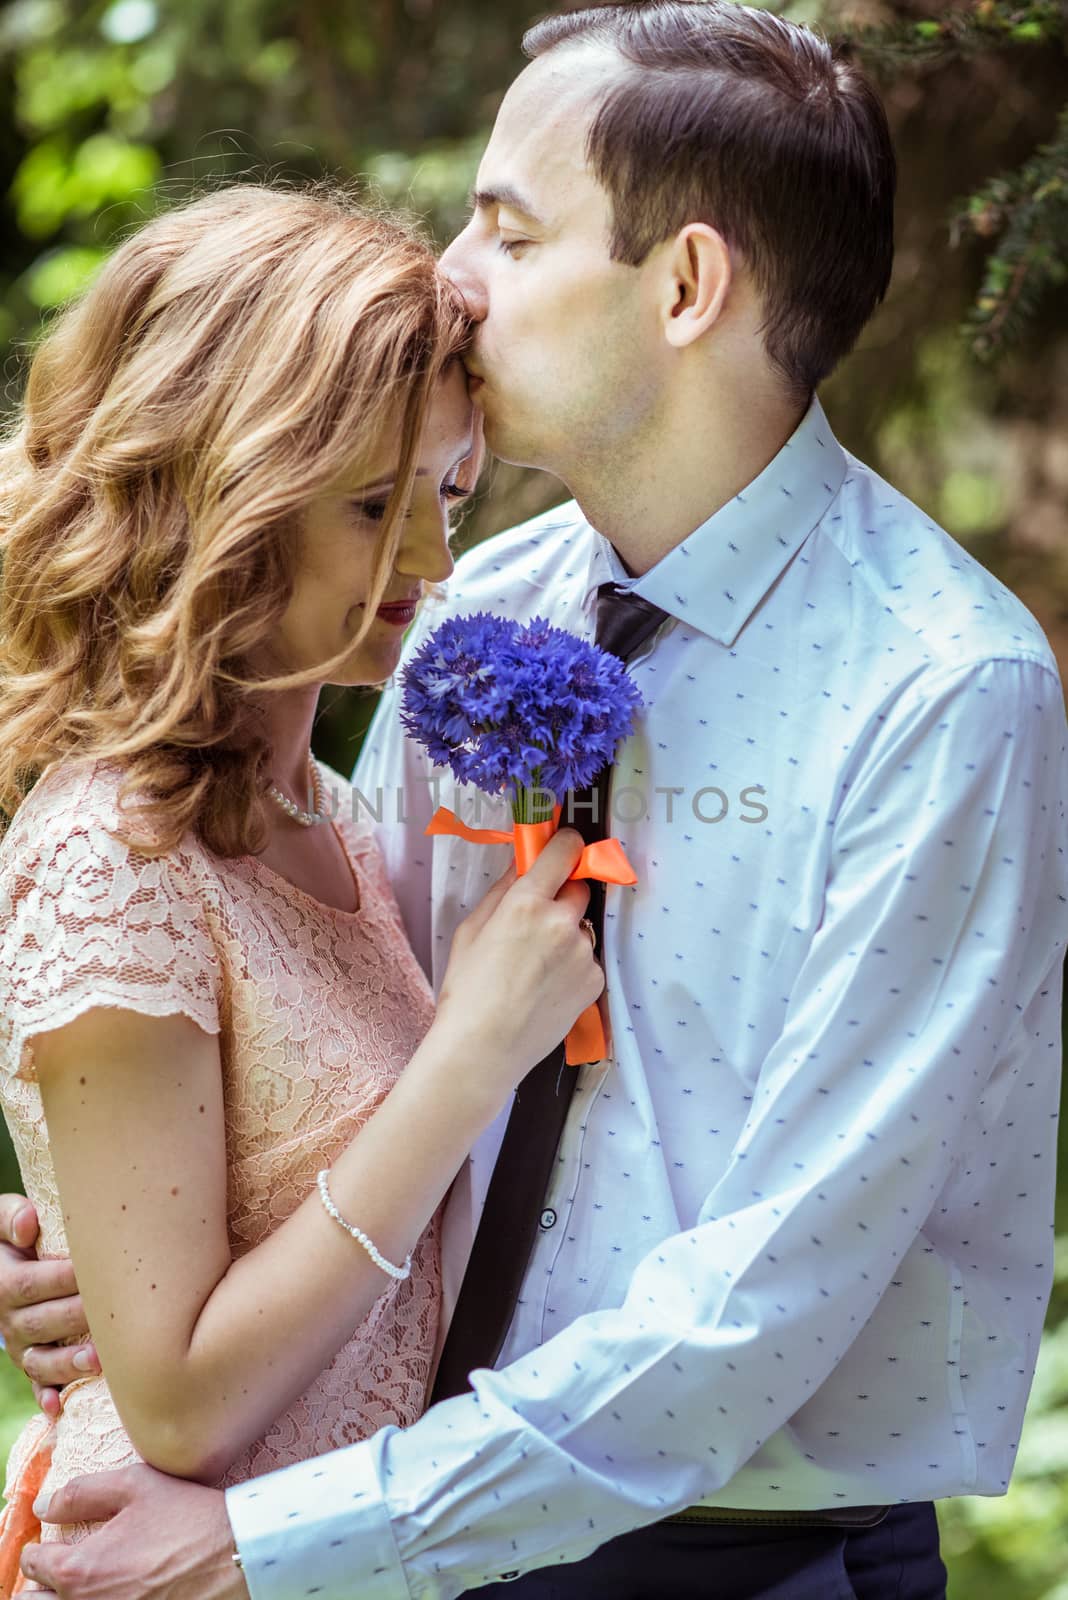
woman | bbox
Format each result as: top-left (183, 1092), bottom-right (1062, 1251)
top-left (0, 183), bottom-right (601, 1591)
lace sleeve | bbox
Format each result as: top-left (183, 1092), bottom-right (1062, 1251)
top-left (0, 779), bottom-right (221, 1079)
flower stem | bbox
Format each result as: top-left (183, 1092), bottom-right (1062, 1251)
top-left (511, 774), bottom-right (556, 825)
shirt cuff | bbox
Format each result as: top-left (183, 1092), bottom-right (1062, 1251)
top-left (226, 1438), bottom-right (411, 1600)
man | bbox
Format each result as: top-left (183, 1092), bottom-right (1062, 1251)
top-left (3, 5), bottom-right (1066, 1597)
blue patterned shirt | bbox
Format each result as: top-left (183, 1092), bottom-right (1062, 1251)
top-left (228, 398), bottom-right (1068, 1598)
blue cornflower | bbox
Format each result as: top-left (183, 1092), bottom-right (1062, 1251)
top-left (400, 611), bottom-right (643, 818)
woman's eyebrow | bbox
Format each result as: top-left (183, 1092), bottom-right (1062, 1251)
top-left (353, 442), bottom-right (476, 497)
top-left (352, 475), bottom-right (401, 495)
top-left (468, 184), bottom-right (546, 227)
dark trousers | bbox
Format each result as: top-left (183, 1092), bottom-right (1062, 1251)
top-left (474, 1502), bottom-right (946, 1599)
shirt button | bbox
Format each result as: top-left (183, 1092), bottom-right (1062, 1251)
top-left (497, 1574), bottom-right (520, 1583)
top-left (539, 1207), bottom-right (557, 1230)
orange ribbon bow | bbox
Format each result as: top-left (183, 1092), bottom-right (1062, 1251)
top-left (425, 804), bottom-right (637, 1065)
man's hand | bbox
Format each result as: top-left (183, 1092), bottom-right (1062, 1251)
top-left (0, 1194), bottom-right (99, 1418)
top-left (22, 1466), bottom-right (247, 1600)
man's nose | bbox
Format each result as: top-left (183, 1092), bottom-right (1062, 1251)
top-left (439, 231), bottom-right (488, 323)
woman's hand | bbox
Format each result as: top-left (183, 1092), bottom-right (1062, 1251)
top-left (431, 827), bottom-right (605, 1102)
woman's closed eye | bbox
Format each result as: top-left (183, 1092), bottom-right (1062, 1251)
top-left (349, 496), bottom-right (392, 524)
top-left (349, 481), bottom-right (472, 527)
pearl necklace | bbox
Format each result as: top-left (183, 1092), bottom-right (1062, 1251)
top-left (267, 758), bottom-right (326, 828)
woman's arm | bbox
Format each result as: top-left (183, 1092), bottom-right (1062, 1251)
top-left (35, 1007), bottom-right (487, 1484)
top-left (34, 828), bottom-right (602, 1485)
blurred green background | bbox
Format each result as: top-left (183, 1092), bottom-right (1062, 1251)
top-left (0, 0), bottom-right (1065, 1593)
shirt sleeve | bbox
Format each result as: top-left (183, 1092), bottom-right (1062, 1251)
top-left (227, 654), bottom-right (1068, 1600)
top-left (0, 807), bottom-right (221, 1075)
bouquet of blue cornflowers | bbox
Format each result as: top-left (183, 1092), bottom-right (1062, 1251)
top-left (400, 611), bottom-right (644, 1064)
top-left (400, 611), bottom-right (643, 825)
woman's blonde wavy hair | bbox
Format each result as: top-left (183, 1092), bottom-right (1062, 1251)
top-left (0, 182), bottom-right (469, 859)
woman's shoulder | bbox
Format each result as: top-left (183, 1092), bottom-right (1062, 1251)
top-left (2, 762), bottom-right (117, 877)
top-left (5, 758), bottom-right (116, 835)
top-left (0, 760), bottom-right (212, 894)
top-left (0, 762), bottom-right (223, 1070)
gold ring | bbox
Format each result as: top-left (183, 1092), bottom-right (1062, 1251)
top-left (578, 917), bottom-right (597, 950)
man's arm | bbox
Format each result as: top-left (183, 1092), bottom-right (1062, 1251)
top-left (221, 655), bottom-right (1067, 1599)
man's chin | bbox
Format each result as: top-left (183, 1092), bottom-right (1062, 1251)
top-left (479, 410), bottom-right (544, 473)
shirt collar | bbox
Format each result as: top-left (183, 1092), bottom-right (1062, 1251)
top-left (582, 396), bottom-right (847, 648)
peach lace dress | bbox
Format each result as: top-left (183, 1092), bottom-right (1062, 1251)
top-left (0, 760), bottom-right (440, 1592)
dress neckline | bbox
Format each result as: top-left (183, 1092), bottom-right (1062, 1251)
top-left (237, 815), bottom-right (368, 920)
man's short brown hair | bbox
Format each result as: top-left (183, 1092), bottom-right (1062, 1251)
top-left (524, 1), bottom-right (896, 398)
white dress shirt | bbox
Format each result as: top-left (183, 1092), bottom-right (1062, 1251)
top-left (227, 398), bottom-right (1068, 1598)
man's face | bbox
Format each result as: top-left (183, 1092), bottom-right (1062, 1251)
top-left (440, 47), bottom-right (666, 480)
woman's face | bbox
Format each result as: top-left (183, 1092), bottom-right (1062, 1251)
top-left (276, 362), bottom-right (478, 687)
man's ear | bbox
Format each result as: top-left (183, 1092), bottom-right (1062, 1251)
top-left (661, 224), bottom-right (732, 349)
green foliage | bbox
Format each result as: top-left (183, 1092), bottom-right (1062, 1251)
top-left (830, 1), bottom-right (1065, 62)
top-left (12, 134), bottom-right (160, 238)
top-left (0, 1358), bottom-right (34, 1469)
top-left (938, 1242), bottom-right (1068, 1599)
top-left (0, 1), bottom-right (1063, 365)
top-left (838, 0), bottom-right (1068, 364)
top-left (957, 104), bottom-right (1068, 360)
top-left (22, 243), bottom-right (108, 307)
top-left (0, 0), bottom-right (538, 353)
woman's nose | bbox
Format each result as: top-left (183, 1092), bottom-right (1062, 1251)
top-left (397, 517), bottom-right (455, 586)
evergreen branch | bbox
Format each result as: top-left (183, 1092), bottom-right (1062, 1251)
top-left (823, 1), bottom-right (1068, 362)
top-left (829, 1), bottom-right (1064, 70)
top-left (953, 102), bottom-right (1068, 359)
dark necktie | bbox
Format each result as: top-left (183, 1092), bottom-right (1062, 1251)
top-left (431, 582), bottom-right (669, 1402)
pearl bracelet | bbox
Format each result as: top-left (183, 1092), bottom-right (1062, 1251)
top-left (316, 1170), bottom-right (412, 1281)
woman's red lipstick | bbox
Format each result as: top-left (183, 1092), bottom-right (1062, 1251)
top-left (375, 598), bottom-right (419, 627)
